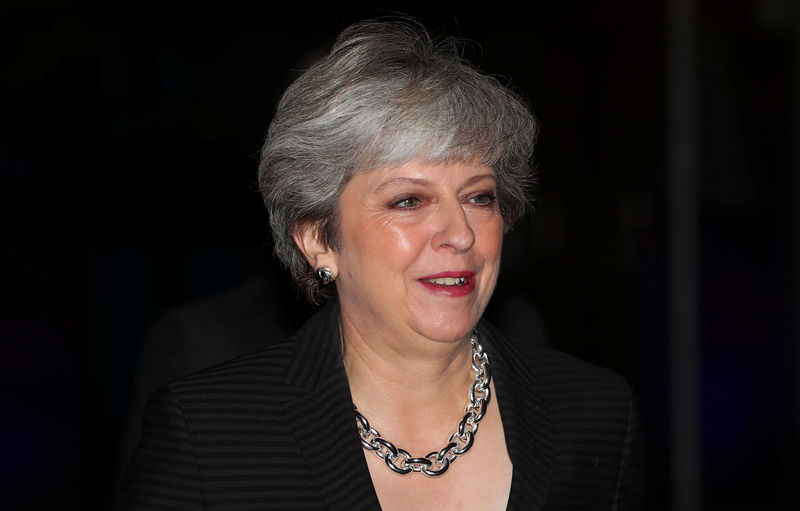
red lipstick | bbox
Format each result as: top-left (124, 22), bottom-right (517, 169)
top-left (418, 271), bottom-right (476, 297)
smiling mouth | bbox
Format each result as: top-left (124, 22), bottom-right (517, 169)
top-left (422, 277), bottom-right (468, 286)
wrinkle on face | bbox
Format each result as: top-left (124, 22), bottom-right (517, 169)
top-left (331, 161), bottom-right (503, 352)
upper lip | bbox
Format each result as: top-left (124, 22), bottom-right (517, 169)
top-left (419, 271), bottom-right (475, 280)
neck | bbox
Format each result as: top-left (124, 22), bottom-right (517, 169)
top-left (340, 309), bottom-right (476, 453)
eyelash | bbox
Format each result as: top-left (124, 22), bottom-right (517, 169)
top-left (388, 193), bottom-right (497, 209)
top-left (390, 196), bottom-right (422, 209)
top-left (469, 193), bottom-right (496, 206)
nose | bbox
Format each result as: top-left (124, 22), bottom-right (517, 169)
top-left (431, 199), bottom-right (476, 253)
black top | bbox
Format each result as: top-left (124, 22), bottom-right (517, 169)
top-left (117, 302), bottom-right (645, 510)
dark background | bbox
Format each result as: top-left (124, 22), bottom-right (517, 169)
top-left (2, 1), bottom-right (797, 509)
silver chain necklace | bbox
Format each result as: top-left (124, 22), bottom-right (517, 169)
top-left (353, 332), bottom-right (491, 477)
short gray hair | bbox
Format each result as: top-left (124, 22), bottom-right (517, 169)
top-left (258, 19), bottom-right (538, 304)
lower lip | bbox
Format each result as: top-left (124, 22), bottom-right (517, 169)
top-left (418, 278), bottom-right (475, 297)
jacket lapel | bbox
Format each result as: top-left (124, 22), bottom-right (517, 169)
top-left (478, 320), bottom-right (555, 511)
top-left (281, 303), bottom-right (381, 511)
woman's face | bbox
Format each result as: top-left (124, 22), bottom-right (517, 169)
top-left (329, 161), bottom-right (504, 345)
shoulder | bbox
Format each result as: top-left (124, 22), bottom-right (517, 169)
top-left (153, 301), bottom-right (342, 410)
top-left (523, 342), bottom-right (637, 442)
top-left (483, 325), bottom-right (645, 508)
top-left (515, 337), bottom-right (637, 435)
top-left (117, 339), bottom-right (334, 509)
top-left (481, 319), bottom-right (632, 402)
top-left (528, 342), bottom-right (632, 399)
top-left (135, 341), bottom-right (302, 442)
top-left (136, 340), bottom-right (304, 466)
top-left (160, 340), bottom-right (297, 405)
top-left (482, 320), bottom-right (637, 438)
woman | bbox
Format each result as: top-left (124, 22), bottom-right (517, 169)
top-left (118, 20), bottom-right (644, 510)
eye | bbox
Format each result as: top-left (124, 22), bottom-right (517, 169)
top-left (390, 196), bottom-right (422, 209)
top-left (469, 192), bottom-right (496, 206)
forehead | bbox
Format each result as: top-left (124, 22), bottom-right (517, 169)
top-left (354, 161), bottom-right (496, 191)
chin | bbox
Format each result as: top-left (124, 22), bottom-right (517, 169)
top-left (415, 313), bottom-right (478, 343)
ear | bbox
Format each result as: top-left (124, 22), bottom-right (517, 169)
top-left (292, 221), bottom-right (338, 275)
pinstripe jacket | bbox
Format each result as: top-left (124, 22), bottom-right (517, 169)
top-left (117, 302), bottom-right (645, 510)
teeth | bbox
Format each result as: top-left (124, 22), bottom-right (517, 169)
top-left (426, 277), bottom-right (467, 286)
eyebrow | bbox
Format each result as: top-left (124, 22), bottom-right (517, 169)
top-left (374, 173), bottom-right (496, 192)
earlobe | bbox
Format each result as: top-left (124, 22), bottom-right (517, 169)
top-left (292, 222), bottom-right (338, 275)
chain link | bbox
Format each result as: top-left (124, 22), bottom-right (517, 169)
top-left (353, 331), bottom-right (491, 477)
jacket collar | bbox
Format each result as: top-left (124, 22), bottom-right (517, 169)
top-left (283, 300), bottom-right (344, 390)
top-left (477, 320), bottom-right (555, 511)
top-left (281, 303), bottom-right (554, 510)
top-left (281, 301), bottom-right (380, 511)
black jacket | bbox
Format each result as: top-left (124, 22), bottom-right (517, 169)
top-left (117, 302), bottom-right (645, 510)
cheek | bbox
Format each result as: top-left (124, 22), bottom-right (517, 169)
top-left (477, 217), bottom-right (504, 261)
top-left (372, 211), bottom-right (436, 255)
top-left (342, 216), bottom-right (425, 273)
top-left (381, 221), bottom-right (419, 257)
